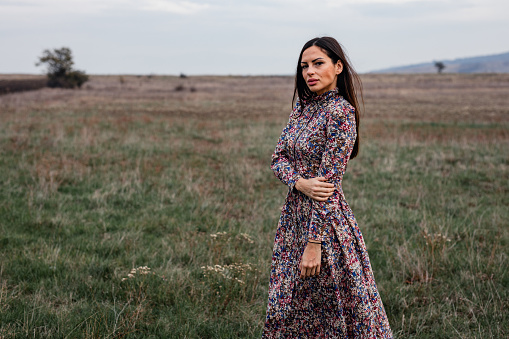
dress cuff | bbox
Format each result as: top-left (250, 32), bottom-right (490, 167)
top-left (288, 174), bottom-right (301, 191)
top-left (308, 219), bottom-right (322, 242)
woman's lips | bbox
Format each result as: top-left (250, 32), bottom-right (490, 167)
top-left (308, 79), bottom-right (318, 86)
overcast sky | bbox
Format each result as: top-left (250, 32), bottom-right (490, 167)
top-left (1, 0), bottom-right (507, 75)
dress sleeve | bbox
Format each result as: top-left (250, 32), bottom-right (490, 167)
top-left (308, 101), bottom-right (356, 242)
top-left (270, 102), bottom-right (302, 191)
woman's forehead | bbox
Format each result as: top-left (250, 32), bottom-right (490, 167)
top-left (301, 46), bottom-right (329, 62)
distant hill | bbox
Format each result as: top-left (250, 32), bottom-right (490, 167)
top-left (372, 51), bottom-right (509, 73)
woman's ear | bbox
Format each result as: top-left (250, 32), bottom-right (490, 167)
top-left (336, 60), bottom-right (343, 75)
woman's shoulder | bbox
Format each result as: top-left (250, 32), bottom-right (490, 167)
top-left (327, 93), bottom-right (355, 119)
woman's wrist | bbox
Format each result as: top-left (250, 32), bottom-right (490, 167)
top-left (308, 240), bottom-right (321, 244)
top-left (295, 177), bottom-right (303, 192)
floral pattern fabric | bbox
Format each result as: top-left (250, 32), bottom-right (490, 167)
top-left (263, 88), bottom-right (393, 338)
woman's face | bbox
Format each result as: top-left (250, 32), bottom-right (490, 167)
top-left (301, 46), bottom-right (343, 95)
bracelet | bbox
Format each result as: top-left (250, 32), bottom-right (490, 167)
top-left (308, 240), bottom-right (321, 244)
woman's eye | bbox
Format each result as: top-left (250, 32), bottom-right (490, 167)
top-left (301, 65), bottom-right (308, 69)
top-left (315, 62), bottom-right (323, 66)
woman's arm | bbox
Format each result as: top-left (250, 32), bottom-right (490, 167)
top-left (307, 101), bottom-right (357, 242)
top-left (270, 103), bottom-right (302, 190)
top-left (300, 100), bottom-right (356, 278)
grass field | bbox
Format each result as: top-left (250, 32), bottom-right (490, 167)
top-left (0, 74), bottom-right (508, 338)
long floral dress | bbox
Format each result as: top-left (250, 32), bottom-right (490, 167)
top-left (263, 88), bottom-right (393, 338)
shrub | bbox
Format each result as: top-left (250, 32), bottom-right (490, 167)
top-left (0, 78), bottom-right (47, 95)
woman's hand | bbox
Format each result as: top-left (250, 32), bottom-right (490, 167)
top-left (295, 177), bottom-right (335, 202)
top-left (299, 242), bottom-right (322, 278)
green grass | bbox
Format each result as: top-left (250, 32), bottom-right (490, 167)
top-left (0, 111), bottom-right (279, 338)
top-left (0, 74), bottom-right (508, 338)
top-left (345, 142), bottom-right (508, 337)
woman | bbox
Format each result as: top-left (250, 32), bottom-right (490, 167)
top-left (263, 37), bottom-right (393, 338)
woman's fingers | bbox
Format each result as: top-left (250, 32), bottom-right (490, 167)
top-left (304, 267), bottom-right (310, 277)
top-left (313, 188), bottom-right (334, 195)
top-left (315, 183), bottom-right (335, 189)
top-left (315, 177), bottom-right (335, 186)
top-left (300, 264), bottom-right (320, 278)
top-left (300, 259), bottom-right (321, 278)
top-left (307, 193), bottom-right (333, 201)
top-left (313, 185), bottom-right (335, 191)
top-left (300, 266), bottom-right (306, 278)
top-left (312, 186), bottom-right (334, 194)
top-left (309, 178), bottom-right (335, 201)
top-left (310, 187), bottom-right (335, 200)
top-left (310, 266), bottom-right (316, 276)
top-left (317, 183), bottom-right (335, 189)
top-left (312, 193), bottom-right (332, 199)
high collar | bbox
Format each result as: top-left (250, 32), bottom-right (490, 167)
top-left (305, 87), bottom-right (339, 104)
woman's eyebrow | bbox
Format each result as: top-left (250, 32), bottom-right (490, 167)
top-left (301, 57), bottom-right (325, 64)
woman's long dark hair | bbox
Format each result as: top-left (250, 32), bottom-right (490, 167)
top-left (293, 37), bottom-right (363, 159)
